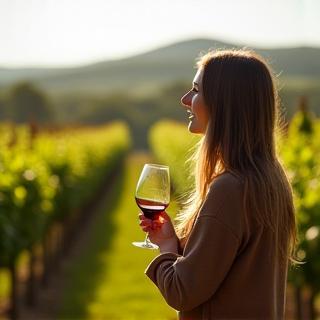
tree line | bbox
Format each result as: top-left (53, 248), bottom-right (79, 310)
top-left (1, 80), bottom-right (319, 149)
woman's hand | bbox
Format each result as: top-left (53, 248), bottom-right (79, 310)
top-left (139, 211), bottom-right (179, 254)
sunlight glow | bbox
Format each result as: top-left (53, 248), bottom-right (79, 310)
top-left (0, 0), bottom-right (319, 67)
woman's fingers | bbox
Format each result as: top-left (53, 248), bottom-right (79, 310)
top-left (140, 221), bottom-right (160, 229)
top-left (138, 212), bottom-right (164, 232)
top-left (139, 220), bottom-right (162, 232)
top-left (139, 220), bottom-right (151, 227)
top-left (142, 225), bottom-right (160, 233)
top-left (139, 213), bottom-right (152, 232)
top-left (152, 220), bottom-right (162, 228)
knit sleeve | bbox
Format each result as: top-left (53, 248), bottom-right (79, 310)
top-left (145, 174), bottom-right (243, 311)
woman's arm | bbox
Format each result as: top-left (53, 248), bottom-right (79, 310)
top-left (145, 215), bottom-right (240, 311)
top-left (145, 174), bottom-right (244, 311)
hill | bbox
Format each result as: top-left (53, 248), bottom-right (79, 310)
top-left (1, 38), bottom-right (320, 96)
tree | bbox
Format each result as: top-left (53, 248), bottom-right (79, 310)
top-left (0, 94), bottom-right (9, 120)
top-left (8, 82), bottom-right (53, 123)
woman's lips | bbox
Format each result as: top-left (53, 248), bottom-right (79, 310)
top-left (187, 109), bottom-right (195, 120)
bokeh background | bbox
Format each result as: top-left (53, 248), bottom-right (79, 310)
top-left (0, 0), bottom-right (320, 319)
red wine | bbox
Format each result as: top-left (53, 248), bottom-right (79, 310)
top-left (135, 197), bottom-right (169, 220)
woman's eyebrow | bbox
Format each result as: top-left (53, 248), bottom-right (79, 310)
top-left (193, 82), bottom-right (199, 88)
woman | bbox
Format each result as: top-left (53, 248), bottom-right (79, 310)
top-left (138, 49), bottom-right (299, 319)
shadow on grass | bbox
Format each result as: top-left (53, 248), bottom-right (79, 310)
top-left (58, 163), bottom-right (126, 319)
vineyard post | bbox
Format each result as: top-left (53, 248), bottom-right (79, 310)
top-left (294, 286), bottom-right (303, 320)
top-left (25, 245), bottom-right (37, 307)
top-left (308, 287), bottom-right (317, 320)
top-left (8, 260), bottom-right (18, 320)
top-left (41, 229), bottom-right (51, 288)
top-left (51, 223), bottom-right (62, 273)
top-left (62, 215), bottom-right (74, 257)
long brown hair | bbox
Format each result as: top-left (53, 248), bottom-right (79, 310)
top-left (175, 49), bottom-right (299, 266)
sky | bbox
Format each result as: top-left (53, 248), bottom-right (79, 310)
top-left (0, 0), bottom-right (320, 68)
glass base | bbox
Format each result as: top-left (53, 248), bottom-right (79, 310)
top-left (132, 241), bottom-right (159, 250)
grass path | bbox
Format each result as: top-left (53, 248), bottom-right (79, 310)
top-left (59, 152), bottom-right (177, 320)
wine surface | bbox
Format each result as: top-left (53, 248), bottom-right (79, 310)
top-left (135, 197), bottom-right (168, 220)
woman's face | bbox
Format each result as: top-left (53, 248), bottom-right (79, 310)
top-left (181, 68), bottom-right (209, 134)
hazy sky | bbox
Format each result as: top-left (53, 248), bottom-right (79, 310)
top-left (1, 0), bottom-right (319, 67)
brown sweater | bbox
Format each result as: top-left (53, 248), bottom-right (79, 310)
top-left (145, 172), bottom-right (288, 319)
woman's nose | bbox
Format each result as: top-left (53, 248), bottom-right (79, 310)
top-left (181, 92), bottom-right (191, 108)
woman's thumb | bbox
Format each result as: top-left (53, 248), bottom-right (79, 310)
top-left (161, 211), bottom-right (171, 221)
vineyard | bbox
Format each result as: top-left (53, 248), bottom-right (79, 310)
top-left (0, 122), bottom-right (131, 319)
top-left (0, 108), bottom-right (319, 319)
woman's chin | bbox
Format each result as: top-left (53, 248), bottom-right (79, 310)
top-left (188, 121), bottom-right (203, 134)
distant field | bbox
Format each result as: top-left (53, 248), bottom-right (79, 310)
top-left (280, 76), bottom-right (320, 90)
top-left (279, 77), bottom-right (320, 117)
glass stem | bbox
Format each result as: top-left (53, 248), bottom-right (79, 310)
top-left (145, 234), bottom-right (152, 245)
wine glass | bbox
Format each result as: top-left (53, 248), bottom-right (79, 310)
top-left (132, 163), bottom-right (170, 249)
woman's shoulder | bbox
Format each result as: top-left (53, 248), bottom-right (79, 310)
top-left (208, 171), bottom-right (244, 197)
top-left (202, 172), bottom-right (245, 236)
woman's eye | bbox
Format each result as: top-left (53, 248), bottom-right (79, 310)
top-left (192, 87), bottom-right (198, 93)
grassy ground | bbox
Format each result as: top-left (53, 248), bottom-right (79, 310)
top-left (0, 270), bottom-right (9, 302)
top-left (58, 152), bottom-right (177, 320)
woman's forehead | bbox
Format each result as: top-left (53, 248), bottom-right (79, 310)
top-left (193, 68), bottom-right (203, 84)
